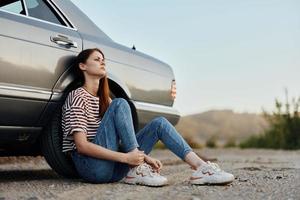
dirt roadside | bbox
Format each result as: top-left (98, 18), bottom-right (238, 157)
top-left (0, 148), bottom-right (299, 200)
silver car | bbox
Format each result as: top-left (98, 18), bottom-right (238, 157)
top-left (0, 0), bottom-right (179, 177)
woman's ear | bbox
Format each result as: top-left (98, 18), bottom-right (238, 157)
top-left (79, 63), bottom-right (86, 71)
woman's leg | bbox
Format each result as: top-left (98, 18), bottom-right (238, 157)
top-left (135, 117), bottom-right (206, 169)
top-left (72, 98), bottom-right (139, 183)
top-left (135, 117), bottom-right (191, 158)
top-left (112, 116), bottom-right (192, 183)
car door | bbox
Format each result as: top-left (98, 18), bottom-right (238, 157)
top-left (0, 0), bottom-right (82, 128)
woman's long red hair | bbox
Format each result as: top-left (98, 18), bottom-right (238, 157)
top-left (76, 48), bottom-right (110, 118)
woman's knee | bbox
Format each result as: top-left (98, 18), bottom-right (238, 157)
top-left (112, 98), bottom-right (129, 108)
top-left (148, 117), bottom-right (172, 139)
top-left (110, 98), bottom-right (131, 112)
top-left (151, 116), bottom-right (169, 128)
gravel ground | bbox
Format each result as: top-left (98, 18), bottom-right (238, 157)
top-left (0, 148), bottom-right (299, 200)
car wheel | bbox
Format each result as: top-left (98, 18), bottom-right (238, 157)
top-left (40, 109), bottom-right (79, 178)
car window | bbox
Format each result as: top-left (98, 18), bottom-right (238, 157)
top-left (25, 0), bottom-right (66, 26)
top-left (0, 0), bottom-right (25, 15)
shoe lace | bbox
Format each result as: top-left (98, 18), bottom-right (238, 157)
top-left (205, 161), bottom-right (222, 172)
top-left (194, 161), bottom-right (222, 176)
top-left (136, 163), bottom-right (159, 177)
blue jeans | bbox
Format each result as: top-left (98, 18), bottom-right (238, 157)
top-left (71, 98), bottom-right (192, 183)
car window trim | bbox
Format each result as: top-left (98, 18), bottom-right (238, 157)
top-left (0, 0), bottom-right (27, 16)
top-left (0, 8), bottom-right (77, 32)
top-left (21, 0), bottom-right (67, 27)
top-left (21, 0), bottom-right (28, 15)
top-left (46, 0), bottom-right (69, 27)
top-left (23, 0), bottom-right (78, 30)
top-left (48, 0), bottom-right (76, 30)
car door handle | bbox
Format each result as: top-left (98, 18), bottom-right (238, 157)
top-left (50, 35), bottom-right (78, 48)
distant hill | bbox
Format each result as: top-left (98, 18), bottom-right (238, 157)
top-left (175, 110), bottom-right (269, 146)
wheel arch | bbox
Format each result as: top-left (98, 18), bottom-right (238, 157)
top-left (49, 68), bottom-right (139, 132)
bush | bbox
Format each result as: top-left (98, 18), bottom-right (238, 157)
top-left (184, 136), bottom-right (203, 149)
top-left (224, 137), bottom-right (237, 148)
top-left (240, 90), bottom-right (300, 149)
top-left (206, 135), bottom-right (217, 148)
top-left (154, 136), bottom-right (203, 149)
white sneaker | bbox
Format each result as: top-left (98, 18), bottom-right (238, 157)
top-left (190, 161), bottom-right (234, 185)
top-left (123, 163), bottom-right (168, 187)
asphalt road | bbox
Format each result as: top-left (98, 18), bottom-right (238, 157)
top-left (0, 148), bottom-right (299, 200)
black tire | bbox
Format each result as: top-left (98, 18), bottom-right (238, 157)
top-left (40, 109), bottom-right (79, 178)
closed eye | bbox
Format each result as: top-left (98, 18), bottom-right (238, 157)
top-left (94, 57), bottom-right (105, 62)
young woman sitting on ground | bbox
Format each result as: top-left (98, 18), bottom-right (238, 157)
top-left (61, 48), bottom-right (234, 186)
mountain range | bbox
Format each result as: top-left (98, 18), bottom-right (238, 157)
top-left (175, 110), bottom-right (269, 146)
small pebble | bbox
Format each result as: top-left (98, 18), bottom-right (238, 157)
top-left (275, 175), bottom-right (283, 179)
top-left (105, 191), bottom-right (112, 194)
top-left (238, 178), bottom-right (248, 182)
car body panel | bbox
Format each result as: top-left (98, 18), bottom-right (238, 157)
top-left (0, 6), bottom-right (82, 126)
top-left (0, 0), bottom-right (180, 155)
top-left (52, 0), bottom-right (175, 106)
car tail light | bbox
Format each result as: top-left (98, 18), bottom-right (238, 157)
top-left (171, 80), bottom-right (177, 100)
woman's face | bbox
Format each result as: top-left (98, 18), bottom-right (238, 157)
top-left (80, 50), bottom-right (106, 78)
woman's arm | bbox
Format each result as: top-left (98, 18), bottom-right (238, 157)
top-left (73, 131), bottom-right (144, 165)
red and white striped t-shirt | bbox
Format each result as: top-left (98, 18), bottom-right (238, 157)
top-left (61, 87), bottom-right (101, 152)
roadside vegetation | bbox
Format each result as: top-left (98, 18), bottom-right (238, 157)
top-left (155, 90), bottom-right (300, 150)
top-left (240, 90), bottom-right (300, 149)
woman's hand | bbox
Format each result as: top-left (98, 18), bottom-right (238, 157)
top-left (125, 150), bottom-right (145, 166)
top-left (144, 155), bottom-right (163, 172)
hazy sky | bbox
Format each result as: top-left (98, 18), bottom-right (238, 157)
top-left (71, 0), bottom-right (300, 116)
